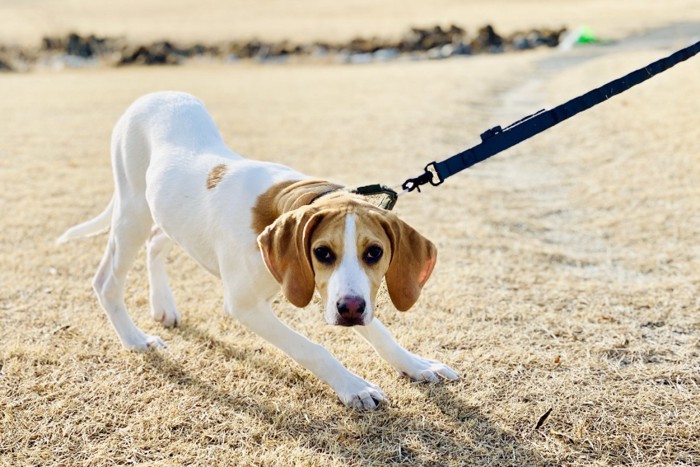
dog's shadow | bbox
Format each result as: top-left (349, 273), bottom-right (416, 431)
top-left (143, 324), bottom-right (544, 465)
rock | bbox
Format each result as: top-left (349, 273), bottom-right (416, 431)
top-left (66, 33), bottom-right (93, 57)
top-left (119, 41), bottom-right (185, 65)
top-left (427, 43), bottom-right (455, 60)
top-left (0, 57), bottom-right (13, 72)
top-left (373, 48), bottom-right (400, 61)
top-left (268, 41), bottom-right (294, 58)
top-left (537, 28), bottom-right (567, 47)
top-left (400, 26), bottom-right (449, 52)
top-left (189, 43), bottom-right (220, 57)
top-left (471, 25), bottom-right (503, 53)
top-left (310, 44), bottom-right (330, 58)
top-left (41, 36), bottom-right (63, 51)
top-left (348, 37), bottom-right (384, 54)
top-left (346, 52), bottom-right (373, 64)
top-left (451, 40), bottom-right (472, 55)
top-left (234, 40), bottom-right (273, 59)
top-left (508, 28), bottom-right (566, 50)
top-left (511, 33), bottom-right (534, 50)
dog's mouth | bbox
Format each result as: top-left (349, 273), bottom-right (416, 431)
top-left (333, 309), bottom-right (375, 327)
top-left (334, 315), bottom-right (366, 327)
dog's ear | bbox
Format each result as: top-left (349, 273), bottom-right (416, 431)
top-left (380, 214), bottom-right (437, 311)
top-left (257, 207), bottom-right (322, 308)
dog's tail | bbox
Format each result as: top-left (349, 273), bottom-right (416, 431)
top-left (56, 197), bottom-right (114, 244)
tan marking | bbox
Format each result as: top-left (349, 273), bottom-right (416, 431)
top-left (306, 210), bottom-right (347, 303)
top-left (251, 179), bottom-right (344, 235)
top-left (206, 164), bottom-right (228, 190)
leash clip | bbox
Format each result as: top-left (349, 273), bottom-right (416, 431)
top-left (402, 161), bottom-right (443, 193)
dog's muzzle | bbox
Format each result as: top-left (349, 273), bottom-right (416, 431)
top-left (335, 295), bottom-right (366, 326)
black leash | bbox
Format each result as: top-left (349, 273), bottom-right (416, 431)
top-left (354, 39), bottom-right (700, 210)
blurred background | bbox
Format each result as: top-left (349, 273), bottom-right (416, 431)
top-left (1, 1), bottom-right (699, 466)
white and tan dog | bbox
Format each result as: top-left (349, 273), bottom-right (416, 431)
top-left (58, 91), bottom-right (458, 409)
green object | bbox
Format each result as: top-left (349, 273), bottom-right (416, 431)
top-left (577, 26), bottom-right (599, 44)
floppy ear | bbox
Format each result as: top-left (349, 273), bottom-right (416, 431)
top-left (257, 207), bottom-right (322, 308)
top-left (381, 214), bottom-right (437, 311)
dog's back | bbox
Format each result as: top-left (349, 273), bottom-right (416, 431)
top-left (116, 91), bottom-right (228, 156)
top-left (109, 92), bottom-right (230, 194)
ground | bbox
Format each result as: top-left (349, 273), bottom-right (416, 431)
top-left (1, 1), bottom-right (699, 465)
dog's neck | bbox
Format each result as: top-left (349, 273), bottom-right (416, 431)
top-left (251, 179), bottom-right (344, 234)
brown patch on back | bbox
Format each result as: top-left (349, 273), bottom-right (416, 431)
top-left (251, 179), bottom-right (344, 235)
top-left (207, 164), bottom-right (228, 190)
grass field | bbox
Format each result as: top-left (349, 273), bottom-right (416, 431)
top-left (1, 1), bottom-right (700, 465)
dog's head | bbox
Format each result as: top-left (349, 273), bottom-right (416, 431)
top-left (257, 198), bottom-right (436, 326)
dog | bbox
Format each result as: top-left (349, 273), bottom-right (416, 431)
top-left (58, 91), bottom-right (458, 409)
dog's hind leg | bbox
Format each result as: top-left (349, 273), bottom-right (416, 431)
top-left (147, 226), bottom-right (181, 328)
top-left (93, 196), bottom-right (165, 350)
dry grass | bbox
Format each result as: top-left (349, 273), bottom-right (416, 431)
top-left (2, 3), bottom-right (700, 465)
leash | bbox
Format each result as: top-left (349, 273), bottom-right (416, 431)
top-left (353, 39), bottom-right (700, 211)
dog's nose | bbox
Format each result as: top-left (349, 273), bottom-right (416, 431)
top-left (337, 296), bottom-right (366, 316)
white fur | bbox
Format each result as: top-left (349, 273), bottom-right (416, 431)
top-left (324, 215), bottom-right (373, 325)
top-left (58, 91), bottom-right (457, 410)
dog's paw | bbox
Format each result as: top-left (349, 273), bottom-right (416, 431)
top-left (122, 333), bottom-right (167, 351)
top-left (151, 305), bottom-right (181, 328)
top-left (398, 355), bottom-right (459, 383)
top-left (335, 375), bottom-right (388, 410)
top-left (150, 294), bottom-right (181, 328)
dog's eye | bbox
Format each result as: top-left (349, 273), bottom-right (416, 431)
top-left (313, 246), bottom-right (336, 264)
top-left (363, 245), bottom-right (383, 265)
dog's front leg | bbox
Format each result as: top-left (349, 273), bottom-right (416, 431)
top-left (227, 298), bottom-right (387, 410)
top-left (355, 318), bottom-right (459, 382)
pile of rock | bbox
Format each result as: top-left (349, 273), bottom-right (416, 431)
top-left (0, 23), bottom-right (567, 71)
top-left (234, 24), bottom-right (565, 63)
top-left (41, 33), bottom-right (114, 59)
top-left (118, 41), bottom-right (220, 65)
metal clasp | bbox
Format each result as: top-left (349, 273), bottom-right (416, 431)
top-left (402, 161), bottom-right (443, 192)
top-left (424, 161), bottom-right (443, 186)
